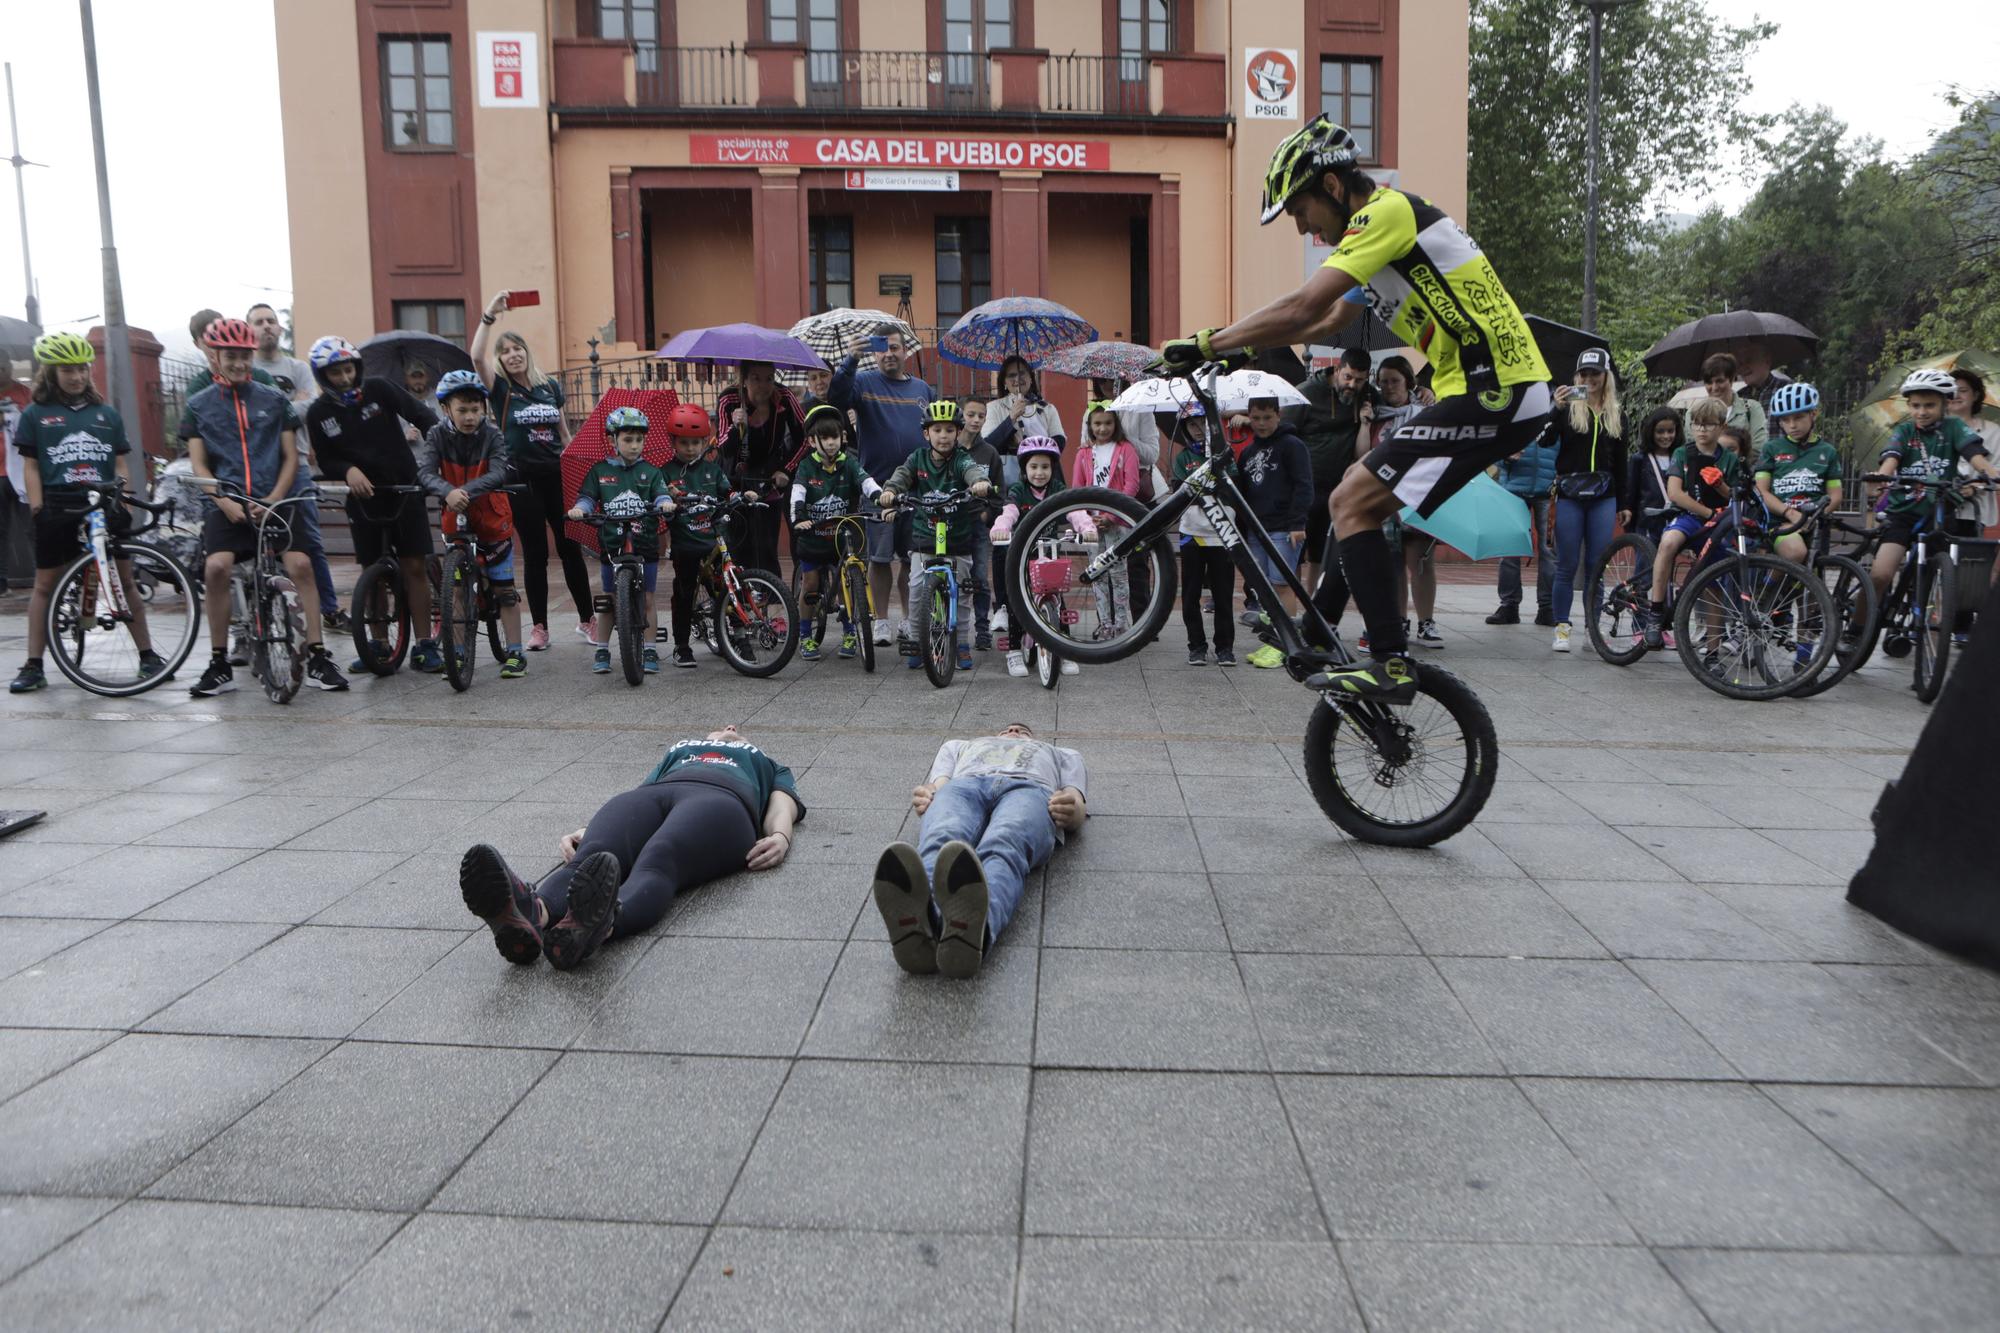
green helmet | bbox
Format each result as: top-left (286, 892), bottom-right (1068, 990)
top-left (1260, 114), bottom-right (1361, 225)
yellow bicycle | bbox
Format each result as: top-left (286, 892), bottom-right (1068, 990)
top-left (796, 509), bottom-right (883, 672)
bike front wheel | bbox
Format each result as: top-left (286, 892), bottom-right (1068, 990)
top-left (350, 559), bottom-right (410, 676)
top-left (1788, 553), bottom-right (1878, 699)
top-left (913, 567), bottom-right (956, 688)
top-left (1585, 533), bottom-right (1655, 666)
top-left (439, 549), bottom-right (479, 692)
top-left (1302, 662), bottom-right (1499, 847)
top-left (712, 567), bottom-right (798, 677)
top-left (615, 565), bottom-right (645, 686)
top-left (1006, 487), bottom-right (1177, 665)
top-left (845, 562), bottom-right (876, 673)
top-left (45, 544), bottom-right (199, 697)
top-left (1913, 558), bottom-right (1954, 704)
top-left (257, 579), bottom-right (305, 704)
top-left (1672, 553), bottom-right (1837, 701)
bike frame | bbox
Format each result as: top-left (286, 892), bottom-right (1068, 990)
top-left (827, 513), bottom-right (879, 623)
top-left (1884, 479), bottom-right (1998, 619)
top-left (79, 498), bottom-right (133, 630)
top-left (916, 504), bottom-right (965, 638)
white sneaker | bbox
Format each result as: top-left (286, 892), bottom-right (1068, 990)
top-left (898, 618), bottom-right (912, 640)
top-left (873, 622), bottom-right (893, 647)
top-left (1006, 650), bottom-right (1028, 678)
top-left (990, 608), bottom-right (1008, 636)
top-left (1060, 657), bottom-right (1079, 675)
top-left (1552, 623), bottom-right (1572, 652)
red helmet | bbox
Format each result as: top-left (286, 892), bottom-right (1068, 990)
top-left (201, 317), bottom-right (258, 350)
top-left (665, 403), bottom-right (712, 439)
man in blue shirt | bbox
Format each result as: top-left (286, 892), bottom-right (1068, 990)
top-left (828, 324), bottom-right (931, 647)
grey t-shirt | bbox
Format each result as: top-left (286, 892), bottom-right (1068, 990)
top-left (254, 352), bottom-right (315, 403)
top-left (929, 736), bottom-right (1087, 797)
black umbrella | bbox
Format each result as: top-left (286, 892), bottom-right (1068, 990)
top-left (1641, 311), bottom-right (1818, 381)
top-left (0, 314), bottom-right (41, 363)
top-left (358, 330), bottom-right (474, 388)
top-left (1526, 315), bottom-right (1618, 384)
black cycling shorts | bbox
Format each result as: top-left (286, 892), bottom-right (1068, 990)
top-left (1877, 508), bottom-right (1978, 552)
top-left (347, 492), bottom-right (434, 566)
top-left (1361, 382), bottom-right (1553, 519)
top-left (202, 506), bottom-right (296, 562)
top-left (1303, 480), bottom-right (1336, 566)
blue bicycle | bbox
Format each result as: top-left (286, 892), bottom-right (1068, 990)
top-left (898, 489), bottom-right (981, 688)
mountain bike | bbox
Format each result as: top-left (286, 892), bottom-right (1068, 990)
top-left (578, 510), bottom-right (663, 686)
top-left (1860, 473), bottom-right (1997, 704)
top-left (325, 483), bottom-right (428, 676)
top-left (680, 495), bottom-right (798, 678)
top-left (1782, 503), bottom-right (1880, 699)
top-left (891, 489), bottom-right (982, 689)
top-left (794, 508), bottom-right (885, 672)
top-left (1004, 363), bottom-right (1496, 847)
top-left (193, 480), bottom-right (318, 704)
top-left (41, 488), bottom-right (199, 697)
top-left (438, 484), bottom-right (527, 692)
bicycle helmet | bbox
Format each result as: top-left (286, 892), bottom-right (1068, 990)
top-left (803, 403), bottom-right (847, 437)
top-left (1016, 434), bottom-right (1061, 460)
top-left (1766, 382), bottom-right (1819, 418)
top-left (32, 331), bottom-right (95, 366)
top-left (200, 317), bottom-right (258, 351)
top-left (664, 403), bottom-right (712, 439)
top-left (307, 335), bottom-right (365, 404)
top-left (924, 399), bottom-right (963, 426)
top-left (1900, 368), bottom-right (1957, 399)
top-left (1260, 114), bottom-right (1362, 225)
top-left (435, 369), bottom-right (488, 403)
top-left (606, 406), bottom-right (650, 433)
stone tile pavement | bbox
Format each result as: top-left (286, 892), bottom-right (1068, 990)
top-left (2, 583), bottom-right (1997, 1330)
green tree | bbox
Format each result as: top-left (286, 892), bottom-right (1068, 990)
top-left (1884, 91), bottom-right (2000, 360)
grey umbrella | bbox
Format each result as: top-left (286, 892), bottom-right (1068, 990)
top-left (0, 314), bottom-right (41, 363)
top-left (1642, 311), bottom-right (1818, 381)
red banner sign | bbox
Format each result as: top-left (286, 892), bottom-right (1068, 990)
top-left (691, 133), bottom-right (1110, 172)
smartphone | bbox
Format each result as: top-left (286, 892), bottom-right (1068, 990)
top-left (506, 289), bottom-right (541, 308)
top-left (866, 335), bottom-right (889, 354)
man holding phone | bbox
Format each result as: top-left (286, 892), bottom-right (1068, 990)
top-left (828, 324), bottom-right (932, 647)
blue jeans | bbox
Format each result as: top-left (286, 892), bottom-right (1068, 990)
top-left (1551, 493), bottom-right (1617, 625)
top-left (917, 774), bottom-right (1056, 946)
top-left (292, 495), bottom-right (339, 615)
top-left (969, 523), bottom-right (993, 633)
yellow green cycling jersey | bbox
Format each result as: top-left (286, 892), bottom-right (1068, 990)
top-left (1322, 186), bottom-right (1549, 399)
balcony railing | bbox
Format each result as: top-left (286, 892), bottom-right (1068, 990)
top-left (634, 46), bottom-right (752, 109)
top-left (1043, 53), bottom-right (1151, 115)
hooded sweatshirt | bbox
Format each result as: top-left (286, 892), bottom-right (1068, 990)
top-left (1233, 423), bottom-right (1313, 531)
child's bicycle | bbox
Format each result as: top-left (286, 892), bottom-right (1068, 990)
top-left (577, 510), bottom-right (661, 686)
top-left (679, 494), bottom-right (799, 678)
top-left (437, 483), bottom-right (529, 692)
top-left (1019, 525), bottom-right (1091, 690)
top-left (41, 487), bottom-right (199, 697)
top-left (323, 482), bottom-right (429, 676)
top-left (890, 488), bottom-right (982, 688)
top-left (795, 507), bottom-right (888, 672)
top-left (1857, 472), bottom-right (1997, 703)
top-left (192, 479), bottom-right (320, 704)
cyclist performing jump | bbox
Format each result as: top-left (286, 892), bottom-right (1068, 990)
top-left (1158, 115), bottom-right (1551, 700)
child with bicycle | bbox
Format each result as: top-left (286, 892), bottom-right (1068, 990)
top-left (790, 404), bottom-right (882, 662)
top-left (8, 332), bottom-right (168, 694)
top-left (304, 335), bottom-right (443, 674)
top-left (1641, 396), bottom-right (1739, 651)
top-left (1755, 382), bottom-right (1842, 565)
top-left (1071, 401), bottom-right (1150, 647)
top-left (990, 433), bottom-right (1077, 678)
top-left (876, 400), bottom-right (992, 672)
top-left (416, 370), bottom-right (527, 679)
top-left (657, 403), bottom-right (733, 669)
top-left (567, 406), bottom-right (675, 674)
top-left (1869, 368), bottom-right (1999, 604)
top-left (182, 317), bottom-right (349, 697)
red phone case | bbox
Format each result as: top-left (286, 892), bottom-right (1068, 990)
top-left (507, 289), bottom-right (541, 308)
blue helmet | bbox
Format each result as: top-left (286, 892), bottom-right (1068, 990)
top-left (435, 369), bottom-right (487, 403)
top-left (1767, 382), bottom-right (1819, 419)
top-left (607, 406), bottom-right (649, 433)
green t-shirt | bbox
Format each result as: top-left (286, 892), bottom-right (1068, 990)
top-left (1880, 416), bottom-right (1988, 514)
top-left (1667, 443), bottom-right (1740, 511)
top-left (576, 455), bottom-right (668, 517)
top-left (642, 737), bottom-right (803, 825)
top-left (492, 376), bottom-right (566, 469)
top-left (1756, 438), bottom-right (1842, 503)
top-left (792, 448), bottom-right (870, 556)
top-left (13, 400), bottom-right (130, 492)
top-left (888, 445), bottom-right (988, 551)
top-left (658, 456), bottom-right (731, 552)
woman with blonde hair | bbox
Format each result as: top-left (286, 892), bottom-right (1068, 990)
top-left (1545, 348), bottom-right (1631, 652)
top-left (473, 290), bottom-right (594, 649)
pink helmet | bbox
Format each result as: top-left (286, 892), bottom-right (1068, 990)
top-left (1016, 434), bottom-right (1061, 459)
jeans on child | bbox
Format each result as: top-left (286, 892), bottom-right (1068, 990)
top-left (917, 774), bottom-right (1057, 945)
top-left (969, 523), bottom-right (993, 634)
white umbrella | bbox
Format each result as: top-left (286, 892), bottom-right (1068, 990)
top-left (1108, 377), bottom-right (1200, 414)
top-left (1216, 370), bottom-right (1309, 409)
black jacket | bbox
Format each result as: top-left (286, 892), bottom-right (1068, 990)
top-left (1234, 426), bottom-right (1314, 531)
top-left (308, 378), bottom-right (437, 488)
top-left (1544, 406), bottom-right (1630, 511)
top-left (1627, 451), bottom-right (1672, 517)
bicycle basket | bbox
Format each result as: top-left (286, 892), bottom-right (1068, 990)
top-left (1028, 557), bottom-right (1074, 599)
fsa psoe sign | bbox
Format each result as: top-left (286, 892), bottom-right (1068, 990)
top-left (477, 32), bottom-right (540, 108)
top-left (1243, 48), bottom-right (1300, 121)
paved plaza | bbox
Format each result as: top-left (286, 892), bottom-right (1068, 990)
top-left (0, 580), bottom-right (1996, 1330)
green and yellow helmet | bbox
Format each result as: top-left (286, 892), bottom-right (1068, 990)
top-left (924, 399), bottom-right (963, 426)
top-left (32, 331), bottom-right (96, 366)
top-left (1260, 114), bottom-right (1361, 225)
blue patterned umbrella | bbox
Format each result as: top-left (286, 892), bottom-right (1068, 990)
top-left (937, 297), bottom-right (1097, 372)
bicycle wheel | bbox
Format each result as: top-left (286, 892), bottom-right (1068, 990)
top-left (439, 549), bottom-right (479, 692)
top-left (44, 545), bottom-right (199, 697)
top-left (914, 567), bottom-right (955, 688)
top-left (615, 565), bottom-right (645, 686)
top-left (1033, 609), bottom-right (1061, 690)
top-left (712, 567), bottom-right (798, 677)
top-left (257, 580), bottom-right (305, 705)
top-left (1585, 533), bottom-right (1656, 666)
top-left (845, 562), bottom-right (875, 673)
top-left (1302, 661), bottom-right (1499, 847)
top-left (1005, 487), bottom-right (1177, 665)
top-left (1789, 553), bottom-right (1878, 699)
top-left (1913, 558), bottom-right (1954, 704)
top-left (1672, 553), bottom-right (1837, 701)
top-left (349, 560), bottom-right (410, 676)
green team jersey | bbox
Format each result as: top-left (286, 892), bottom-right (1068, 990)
top-left (1667, 444), bottom-right (1740, 511)
top-left (886, 445), bottom-right (988, 552)
top-left (791, 448), bottom-right (871, 557)
top-left (658, 456), bottom-right (731, 552)
top-left (13, 400), bottom-right (130, 492)
top-left (1756, 438), bottom-right (1842, 503)
top-left (576, 455), bottom-right (668, 517)
top-left (491, 377), bottom-right (566, 469)
top-left (643, 736), bottom-right (804, 825)
top-left (1880, 416), bottom-right (1988, 514)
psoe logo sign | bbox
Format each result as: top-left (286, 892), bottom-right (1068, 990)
top-left (1243, 48), bottom-right (1300, 121)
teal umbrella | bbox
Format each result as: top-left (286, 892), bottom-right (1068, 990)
top-left (1398, 473), bottom-right (1532, 559)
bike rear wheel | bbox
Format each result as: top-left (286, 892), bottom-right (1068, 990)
top-left (1672, 553), bottom-right (1837, 700)
top-left (350, 560), bottom-right (410, 676)
top-left (845, 562), bottom-right (876, 672)
top-left (257, 578), bottom-right (305, 704)
top-left (439, 549), bottom-right (479, 692)
top-left (45, 544), bottom-right (199, 697)
top-left (1789, 553), bottom-right (1878, 698)
top-left (1913, 558), bottom-right (1954, 704)
top-left (1585, 533), bottom-right (1655, 665)
top-left (914, 567), bottom-right (955, 688)
top-left (712, 567), bottom-right (798, 677)
top-left (1302, 662), bottom-right (1498, 847)
top-left (616, 565), bottom-right (645, 686)
top-left (1005, 488), bottom-right (1178, 664)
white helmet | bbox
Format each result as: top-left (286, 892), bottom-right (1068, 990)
top-left (1900, 368), bottom-right (1957, 399)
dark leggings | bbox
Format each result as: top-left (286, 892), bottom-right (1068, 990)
top-left (1180, 544), bottom-right (1235, 652)
top-left (669, 551), bottom-right (705, 649)
top-left (513, 463), bottom-right (594, 628)
top-left (536, 781), bottom-right (756, 938)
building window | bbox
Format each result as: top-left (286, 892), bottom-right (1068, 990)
top-left (935, 217), bottom-right (990, 324)
top-left (1319, 58), bottom-right (1378, 162)
top-left (808, 217), bottom-right (854, 314)
top-left (942, 0), bottom-right (1011, 94)
top-left (393, 299), bottom-right (467, 348)
top-left (382, 38), bottom-right (454, 150)
top-left (1117, 0), bottom-right (1171, 105)
top-left (598, 0), bottom-right (660, 74)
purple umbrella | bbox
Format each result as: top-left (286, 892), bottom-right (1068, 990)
top-left (937, 297), bottom-right (1096, 371)
top-left (657, 323), bottom-right (828, 372)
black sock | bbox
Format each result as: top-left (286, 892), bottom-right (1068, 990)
top-left (23, 656), bottom-right (41, 670)
top-left (210, 649), bottom-right (228, 664)
top-left (1336, 529), bottom-right (1407, 658)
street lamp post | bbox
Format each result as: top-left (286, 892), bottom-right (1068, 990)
top-left (5, 63), bottom-right (39, 330)
top-left (79, 0), bottom-right (146, 495)
top-left (1579, 0), bottom-right (1642, 333)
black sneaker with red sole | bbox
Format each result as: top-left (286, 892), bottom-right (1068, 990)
top-left (459, 843), bottom-right (545, 965)
top-left (544, 850), bottom-right (622, 971)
